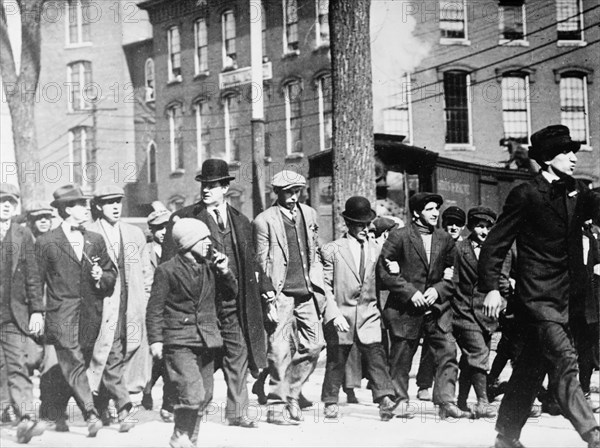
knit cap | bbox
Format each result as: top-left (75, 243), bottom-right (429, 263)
top-left (172, 218), bottom-right (211, 251)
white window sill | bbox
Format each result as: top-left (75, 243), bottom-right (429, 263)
top-left (557, 40), bottom-right (587, 47)
top-left (222, 64), bottom-right (238, 72)
top-left (579, 144), bottom-right (593, 152)
top-left (440, 38), bottom-right (470, 46)
top-left (313, 43), bottom-right (330, 52)
top-left (499, 39), bottom-right (529, 47)
top-left (282, 49), bottom-right (300, 59)
top-left (65, 42), bottom-right (93, 49)
top-left (170, 168), bottom-right (185, 176)
top-left (145, 98), bottom-right (155, 105)
top-left (285, 152), bottom-right (304, 160)
top-left (194, 71), bottom-right (210, 79)
top-left (444, 144), bottom-right (475, 151)
top-left (167, 76), bottom-right (182, 85)
top-left (228, 160), bottom-right (241, 168)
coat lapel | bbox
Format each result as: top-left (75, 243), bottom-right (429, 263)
top-left (536, 175), bottom-right (567, 222)
top-left (428, 231), bottom-right (442, 273)
top-left (10, 224), bottom-right (21, 276)
top-left (56, 227), bottom-right (82, 265)
top-left (409, 225), bottom-right (428, 267)
top-left (273, 207), bottom-right (289, 262)
top-left (339, 236), bottom-right (360, 283)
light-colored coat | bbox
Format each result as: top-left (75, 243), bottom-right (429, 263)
top-left (321, 235), bottom-right (383, 345)
top-left (252, 203), bottom-right (326, 313)
top-left (86, 220), bottom-right (153, 393)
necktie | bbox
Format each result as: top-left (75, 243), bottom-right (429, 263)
top-left (71, 225), bottom-right (86, 233)
top-left (359, 242), bottom-right (366, 281)
top-left (0, 221), bottom-right (9, 241)
top-left (214, 209), bottom-right (225, 232)
top-left (290, 208), bottom-right (297, 224)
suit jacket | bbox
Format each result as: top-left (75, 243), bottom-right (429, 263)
top-left (162, 201), bottom-right (266, 370)
top-left (582, 227), bottom-right (600, 325)
top-left (1, 223), bottom-right (44, 334)
top-left (86, 220), bottom-right (153, 392)
top-left (479, 173), bottom-right (600, 324)
top-left (378, 223), bottom-right (456, 339)
top-left (321, 235), bottom-right (383, 345)
top-left (146, 253), bottom-right (237, 348)
top-left (36, 227), bottom-right (116, 350)
top-left (252, 203), bottom-right (326, 314)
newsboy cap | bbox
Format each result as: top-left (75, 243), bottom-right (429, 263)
top-left (147, 209), bottom-right (171, 226)
top-left (467, 206), bottom-right (497, 228)
top-left (371, 216), bottom-right (399, 238)
top-left (27, 202), bottom-right (54, 219)
top-left (0, 183), bottom-right (20, 202)
top-left (528, 125), bottom-right (580, 163)
top-left (442, 206), bottom-right (466, 227)
top-left (94, 185), bottom-right (125, 201)
top-left (409, 192), bottom-right (443, 213)
top-left (271, 170), bottom-right (306, 190)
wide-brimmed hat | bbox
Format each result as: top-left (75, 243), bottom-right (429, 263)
top-left (409, 192), bottom-right (443, 213)
top-left (342, 196), bottom-right (377, 224)
top-left (528, 125), bottom-right (581, 163)
top-left (195, 159), bottom-right (235, 183)
top-left (0, 183), bottom-right (20, 202)
top-left (442, 206), bottom-right (466, 227)
top-left (271, 170), bottom-right (306, 190)
top-left (50, 184), bottom-right (92, 208)
top-left (467, 206), bottom-right (497, 228)
top-left (94, 185), bottom-right (125, 201)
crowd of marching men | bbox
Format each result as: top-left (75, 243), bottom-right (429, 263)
top-left (1, 124), bottom-right (599, 448)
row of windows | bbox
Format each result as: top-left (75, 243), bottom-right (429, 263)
top-left (440, 0), bottom-right (586, 44)
top-left (382, 70), bottom-right (591, 148)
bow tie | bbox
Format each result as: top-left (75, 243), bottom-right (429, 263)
top-left (71, 225), bottom-right (86, 233)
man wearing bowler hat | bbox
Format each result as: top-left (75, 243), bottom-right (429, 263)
top-left (320, 196), bottom-right (407, 421)
top-left (479, 125), bottom-right (600, 448)
top-left (163, 159), bottom-right (266, 427)
top-left (36, 184), bottom-right (117, 437)
top-left (378, 192), bottom-right (468, 419)
top-left (253, 170), bottom-right (326, 425)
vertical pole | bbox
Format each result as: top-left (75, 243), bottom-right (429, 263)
top-left (90, 100), bottom-right (97, 193)
top-left (250, 0), bottom-right (265, 216)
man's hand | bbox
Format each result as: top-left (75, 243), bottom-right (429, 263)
top-left (483, 290), bottom-right (503, 318)
top-left (410, 290), bottom-right (427, 308)
top-left (443, 267), bottom-right (454, 281)
top-left (333, 315), bottom-right (350, 332)
top-left (266, 302), bottom-right (278, 324)
top-left (150, 342), bottom-right (163, 360)
top-left (423, 287), bottom-right (439, 306)
top-left (212, 251), bottom-right (229, 275)
top-left (385, 259), bottom-right (400, 275)
top-left (29, 312), bottom-right (44, 338)
top-left (90, 264), bottom-right (103, 282)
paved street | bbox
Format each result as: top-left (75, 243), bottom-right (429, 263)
top-left (1, 350), bottom-right (598, 448)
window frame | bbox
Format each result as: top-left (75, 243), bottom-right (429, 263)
top-left (499, 1), bottom-right (528, 46)
top-left (167, 26), bottom-right (182, 83)
top-left (283, 80), bottom-right (303, 156)
top-left (145, 58), bottom-right (155, 103)
top-left (147, 140), bottom-right (157, 183)
top-left (67, 60), bottom-right (92, 112)
top-left (382, 73), bottom-right (413, 144)
top-left (315, 0), bottom-right (330, 48)
top-left (439, 0), bottom-right (470, 45)
top-left (316, 74), bottom-right (332, 151)
top-left (222, 10), bottom-right (237, 69)
top-left (68, 126), bottom-right (91, 187)
top-left (65, 0), bottom-right (92, 47)
top-left (283, 0), bottom-right (300, 55)
top-left (167, 104), bottom-right (185, 173)
top-left (559, 72), bottom-right (591, 149)
top-left (501, 73), bottom-right (531, 145)
top-left (556, 0), bottom-right (585, 44)
top-left (443, 70), bottom-right (474, 150)
top-left (194, 100), bottom-right (212, 168)
top-left (223, 94), bottom-right (240, 162)
top-left (194, 18), bottom-right (209, 76)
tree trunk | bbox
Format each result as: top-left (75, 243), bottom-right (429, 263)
top-left (329, 0), bottom-right (375, 239)
top-left (0, 0), bottom-right (44, 209)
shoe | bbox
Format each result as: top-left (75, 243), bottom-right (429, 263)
top-left (160, 408), bottom-right (175, 423)
top-left (585, 428), bottom-right (600, 448)
top-left (118, 407), bottom-right (136, 433)
top-left (87, 414), bottom-right (103, 438)
top-left (345, 388), bottom-right (359, 404)
top-left (323, 403), bottom-right (339, 419)
top-left (252, 379), bottom-right (267, 405)
top-left (473, 400), bottom-right (497, 419)
top-left (298, 393), bottom-right (313, 409)
top-left (378, 396), bottom-right (404, 421)
top-left (100, 408), bottom-right (113, 426)
top-left (169, 429), bottom-right (194, 448)
top-left (495, 434), bottom-right (526, 448)
top-left (286, 398), bottom-right (304, 422)
top-left (488, 380), bottom-right (508, 402)
top-left (394, 399), bottom-right (416, 419)
top-left (439, 402), bottom-right (471, 419)
top-left (528, 405), bottom-right (541, 418)
top-left (266, 409), bottom-right (300, 426)
top-left (594, 406), bottom-right (600, 414)
top-left (2, 405), bottom-right (18, 425)
top-left (16, 417), bottom-right (46, 443)
top-left (227, 418), bottom-right (258, 428)
top-left (457, 398), bottom-right (470, 413)
top-left (417, 388), bottom-right (432, 401)
top-left (141, 392), bottom-right (153, 410)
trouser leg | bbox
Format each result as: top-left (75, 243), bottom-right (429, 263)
top-left (388, 336), bottom-right (419, 402)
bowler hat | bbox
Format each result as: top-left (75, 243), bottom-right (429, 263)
top-left (409, 192), bottom-right (443, 213)
top-left (442, 206), bottom-right (466, 227)
top-left (342, 196), bottom-right (376, 224)
top-left (0, 183), bottom-right (20, 202)
top-left (94, 185), bottom-right (125, 201)
top-left (528, 125), bottom-right (580, 163)
top-left (195, 159), bottom-right (235, 183)
top-left (50, 184), bottom-right (91, 208)
top-left (467, 206), bottom-right (497, 228)
top-left (271, 170), bottom-right (306, 190)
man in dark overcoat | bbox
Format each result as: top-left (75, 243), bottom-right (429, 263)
top-left (162, 159), bottom-right (266, 427)
top-left (479, 125), bottom-right (600, 448)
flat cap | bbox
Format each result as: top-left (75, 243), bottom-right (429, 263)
top-left (442, 206), bottom-right (466, 226)
top-left (147, 209), bottom-right (171, 226)
top-left (467, 206), bottom-right (497, 227)
top-left (409, 192), bottom-right (443, 213)
top-left (94, 185), bottom-right (125, 200)
top-left (272, 170), bottom-right (306, 190)
top-left (0, 183), bottom-right (20, 202)
top-left (27, 202), bottom-right (54, 218)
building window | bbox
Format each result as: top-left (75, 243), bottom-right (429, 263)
top-left (556, 0), bottom-right (583, 41)
top-left (283, 0), bottom-right (299, 53)
top-left (147, 141), bottom-right (157, 183)
top-left (317, 74), bottom-right (332, 151)
top-left (383, 74), bottom-right (412, 142)
top-left (284, 81), bottom-right (303, 154)
top-left (67, 61), bottom-right (92, 111)
top-left (443, 71), bottom-right (471, 145)
top-left (560, 73), bottom-right (589, 144)
top-left (224, 95), bottom-right (240, 162)
top-left (167, 26), bottom-right (182, 82)
top-left (502, 74), bottom-right (530, 144)
top-left (167, 104), bottom-right (184, 172)
top-left (195, 101), bottom-right (213, 167)
top-left (67, 0), bottom-right (91, 45)
top-left (261, 0), bottom-right (268, 59)
top-left (68, 126), bottom-right (91, 186)
top-left (145, 58), bottom-right (155, 102)
top-left (222, 10), bottom-right (237, 69)
top-left (316, 0), bottom-right (330, 47)
top-left (194, 18), bottom-right (208, 74)
top-left (440, 0), bottom-right (467, 40)
top-left (499, 1), bottom-right (526, 41)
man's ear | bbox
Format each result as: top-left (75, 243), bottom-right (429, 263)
top-left (412, 210), bottom-right (420, 221)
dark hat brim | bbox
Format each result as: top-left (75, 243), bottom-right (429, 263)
top-left (0, 193), bottom-right (19, 202)
top-left (529, 140), bottom-right (581, 162)
top-left (341, 209), bottom-right (377, 224)
top-left (194, 174), bottom-right (236, 183)
top-left (50, 194), bottom-right (92, 208)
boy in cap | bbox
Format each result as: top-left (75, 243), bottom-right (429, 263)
top-left (442, 206), bottom-right (466, 242)
top-left (86, 185), bottom-right (153, 431)
top-left (0, 183), bottom-right (46, 443)
top-left (146, 218), bottom-right (236, 447)
top-left (26, 204), bottom-right (54, 238)
top-left (378, 192), bottom-right (468, 419)
top-left (321, 196), bottom-right (407, 420)
top-left (35, 184), bottom-right (117, 437)
top-left (451, 206), bottom-right (499, 418)
top-left (479, 125), bottom-right (600, 448)
top-left (252, 169), bottom-right (326, 424)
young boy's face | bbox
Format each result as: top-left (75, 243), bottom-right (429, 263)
top-left (190, 236), bottom-right (212, 260)
top-left (471, 219), bottom-right (493, 244)
top-left (445, 221), bottom-right (464, 241)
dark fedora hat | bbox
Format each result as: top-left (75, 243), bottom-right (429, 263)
top-left (342, 196), bottom-right (376, 224)
top-left (195, 159), bottom-right (235, 183)
top-left (528, 125), bottom-right (581, 163)
top-left (50, 184), bottom-right (92, 208)
top-left (409, 192), bottom-right (443, 213)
